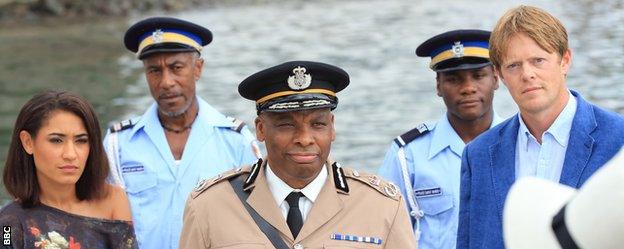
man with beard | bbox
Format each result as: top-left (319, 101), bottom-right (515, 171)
top-left (179, 61), bottom-right (416, 248)
top-left (378, 29), bottom-right (502, 248)
top-left (103, 17), bottom-right (259, 249)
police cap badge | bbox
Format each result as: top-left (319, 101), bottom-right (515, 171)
top-left (416, 29), bottom-right (491, 72)
top-left (238, 61), bottom-right (349, 113)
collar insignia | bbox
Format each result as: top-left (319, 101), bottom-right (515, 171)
top-left (243, 158), bottom-right (262, 189)
top-left (332, 162), bottom-right (349, 193)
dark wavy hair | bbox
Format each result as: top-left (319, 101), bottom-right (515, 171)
top-left (3, 90), bottom-right (109, 208)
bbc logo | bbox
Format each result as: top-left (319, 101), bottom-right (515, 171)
top-left (2, 226), bottom-right (10, 246)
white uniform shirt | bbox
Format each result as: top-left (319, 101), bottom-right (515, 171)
top-left (266, 163), bottom-right (327, 222)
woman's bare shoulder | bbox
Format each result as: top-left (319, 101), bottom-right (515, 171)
top-left (103, 183), bottom-right (132, 222)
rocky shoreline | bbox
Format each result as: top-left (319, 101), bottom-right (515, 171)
top-left (0, 0), bottom-right (270, 22)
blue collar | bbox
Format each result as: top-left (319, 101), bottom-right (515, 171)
top-left (517, 90), bottom-right (576, 148)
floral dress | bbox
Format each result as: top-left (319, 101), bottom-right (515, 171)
top-left (0, 202), bottom-right (137, 249)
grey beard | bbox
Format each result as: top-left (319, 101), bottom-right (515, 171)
top-left (158, 97), bottom-right (194, 118)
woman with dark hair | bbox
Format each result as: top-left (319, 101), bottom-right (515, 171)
top-left (0, 90), bottom-right (137, 248)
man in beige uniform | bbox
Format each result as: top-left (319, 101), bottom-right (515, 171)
top-left (179, 61), bottom-right (416, 248)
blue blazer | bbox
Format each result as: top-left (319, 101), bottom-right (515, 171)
top-left (457, 90), bottom-right (624, 249)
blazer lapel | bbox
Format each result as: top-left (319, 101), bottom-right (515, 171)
top-left (296, 164), bottom-right (343, 241)
top-left (246, 162), bottom-right (294, 241)
top-left (490, 116), bottom-right (519, 217)
top-left (559, 91), bottom-right (596, 187)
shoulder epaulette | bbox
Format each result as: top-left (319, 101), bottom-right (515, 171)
top-left (226, 116), bottom-right (247, 133)
top-left (109, 118), bottom-right (137, 133)
top-left (340, 165), bottom-right (400, 201)
top-left (191, 166), bottom-right (252, 199)
top-left (393, 123), bottom-right (430, 148)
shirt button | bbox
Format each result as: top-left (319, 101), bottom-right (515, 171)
top-left (293, 244), bottom-right (304, 249)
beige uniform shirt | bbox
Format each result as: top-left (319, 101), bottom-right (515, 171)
top-left (180, 159), bottom-right (417, 248)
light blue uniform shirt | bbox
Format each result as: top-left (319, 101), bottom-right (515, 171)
top-left (515, 91), bottom-right (576, 182)
top-left (379, 113), bottom-right (503, 249)
top-left (103, 97), bottom-right (258, 249)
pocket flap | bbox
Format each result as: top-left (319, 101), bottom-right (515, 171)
top-left (417, 194), bottom-right (454, 215)
top-left (123, 172), bottom-right (157, 194)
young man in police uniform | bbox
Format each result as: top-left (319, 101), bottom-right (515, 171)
top-left (179, 61), bottom-right (416, 248)
top-left (103, 17), bottom-right (259, 249)
top-left (378, 29), bottom-right (502, 249)
top-left (457, 6), bottom-right (624, 248)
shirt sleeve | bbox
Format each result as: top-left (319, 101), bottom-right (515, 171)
top-left (378, 142), bottom-right (413, 224)
top-left (378, 142), bottom-right (405, 187)
top-left (103, 131), bottom-right (125, 187)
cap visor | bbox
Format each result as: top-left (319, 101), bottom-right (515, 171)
top-left (138, 44), bottom-right (198, 59)
top-left (435, 62), bottom-right (491, 72)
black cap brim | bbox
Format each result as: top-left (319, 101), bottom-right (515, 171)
top-left (434, 59), bottom-right (491, 72)
top-left (258, 93), bottom-right (337, 113)
top-left (137, 43), bottom-right (198, 59)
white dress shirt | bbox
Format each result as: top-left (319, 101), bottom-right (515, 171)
top-left (265, 163), bottom-right (328, 222)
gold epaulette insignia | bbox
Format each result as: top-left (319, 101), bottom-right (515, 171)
top-left (342, 167), bottom-right (400, 201)
top-left (191, 166), bottom-right (251, 199)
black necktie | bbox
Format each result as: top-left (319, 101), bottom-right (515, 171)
top-left (285, 191), bottom-right (304, 238)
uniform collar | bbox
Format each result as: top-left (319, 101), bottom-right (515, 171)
top-left (265, 162), bottom-right (328, 207)
top-left (429, 114), bottom-right (464, 159)
top-left (429, 111), bottom-right (503, 159)
top-left (130, 96), bottom-right (235, 136)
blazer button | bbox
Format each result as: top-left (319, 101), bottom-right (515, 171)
top-left (293, 243), bottom-right (304, 249)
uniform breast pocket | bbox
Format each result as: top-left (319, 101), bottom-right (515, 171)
top-left (121, 165), bottom-right (158, 233)
top-left (417, 194), bottom-right (454, 216)
top-left (416, 193), bottom-right (456, 243)
top-left (123, 171), bottom-right (157, 194)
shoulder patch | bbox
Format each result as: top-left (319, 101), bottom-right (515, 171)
top-left (342, 167), bottom-right (400, 201)
top-left (191, 166), bottom-right (251, 199)
top-left (393, 123), bottom-right (430, 148)
top-left (226, 116), bottom-right (247, 133)
top-left (109, 118), bottom-right (138, 133)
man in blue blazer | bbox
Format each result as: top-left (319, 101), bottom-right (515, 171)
top-left (457, 5), bottom-right (624, 249)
